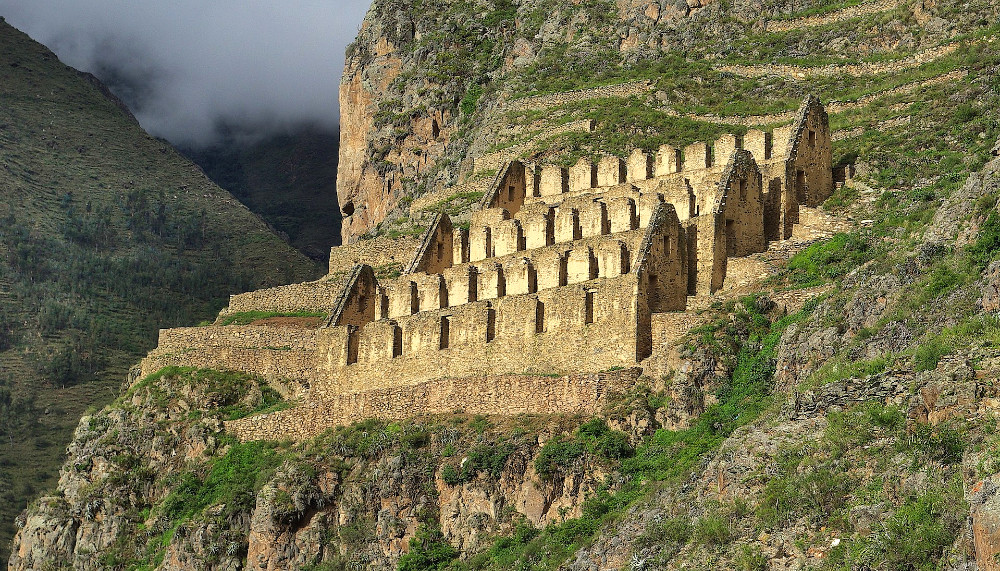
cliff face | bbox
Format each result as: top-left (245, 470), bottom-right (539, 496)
top-left (8, 367), bottom-right (649, 570)
top-left (12, 0), bottom-right (1000, 567)
top-left (332, 0), bottom-right (994, 242)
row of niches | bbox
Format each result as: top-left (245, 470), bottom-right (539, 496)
top-left (463, 192), bottom-right (669, 264)
top-left (522, 127), bottom-right (798, 200)
top-left (376, 229), bottom-right (656, 320)
top-left (339, 278), bottom-right (637, 369)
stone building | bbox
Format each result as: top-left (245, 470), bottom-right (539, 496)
top-left (140, 96), bottom-right (834, 440)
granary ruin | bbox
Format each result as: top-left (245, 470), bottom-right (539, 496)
top-left (140, 96), bottom-right (834, 440)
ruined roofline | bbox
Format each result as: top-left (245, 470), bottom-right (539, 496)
top-left (325, 264), bottom-right (375, 328)
top-left (511, 95), bottom-right (828, 198)
top-left (711, 149), bottom-right (763, 216)
top-left (405, 212), bottom-right (451, 275)
top-left (633, 202), bottom-right (680, 279)
top-left (478, 160), bottom-right (519, 211)
top-left (783, 94), bottom-right (827, 165)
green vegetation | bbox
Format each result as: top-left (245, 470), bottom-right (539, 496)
top-left (398, 525), bottom-right (460, 571)
top-left (533, 418), bottom-right (632, 478)
top-left (441, 443), bottom-right (515, 484)
top-left (784, 233), bottom-right (875, 287)
top-left (426, 191), bottom-right (486, 216)
top-left (0, 21), bottom-right (318, 558)
top-left (969, 211), bottom-right (1000, 268)
top-left (160, 441), bottom-right (281, 522)
top-left (449, 296), bottom-right (808, 569)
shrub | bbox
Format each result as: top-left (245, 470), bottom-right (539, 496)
top-left (577, 418), bottom-right (634, 460)
top-left (913, 338), bottom-right (951, 372)
top-left (692, 514), bottom-right (731, 546)
top-left (874, 493), bottom-right (958, 569)
top-left (397, 525), bottom-right (458, 571)
top-left (968, 211), bottom-right (1000, 268)
top-left (534, 439), bottom-right (585, 477)
top-left (786, 233), bottom-right (872, 286)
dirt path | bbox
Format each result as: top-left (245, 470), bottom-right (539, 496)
top-left (764, 0), bottom-right (909, 33)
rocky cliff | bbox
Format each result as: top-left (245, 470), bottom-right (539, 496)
top-left (11, 0), bottom-right (1000, 567)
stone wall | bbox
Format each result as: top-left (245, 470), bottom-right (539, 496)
top-left (224, 368), bottom-right (643, 441)
top-left (320, 275), bottom-right (644, 391)
top-left (328, 235), bottom-right (422, 274)
top-left (140, 325), bottom-right (325, 386)
top-left (223, 278), bottom-right (347, 314)
top-left (783, 370), bottom-right (914, 420)
top-left (142, 98), bottom-right (836, 440)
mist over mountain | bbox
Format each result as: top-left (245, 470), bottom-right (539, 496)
top-left (0, 0), bottom-right (371, 147)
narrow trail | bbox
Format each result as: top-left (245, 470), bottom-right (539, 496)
top-left (764, 0), bottom-right (910, 33)
top-left (497, 80), bottom-right (653, 112)
top-left (661, 68), bottom-right (967, 127)
top-left (716, 41), bottom-right (960, 79)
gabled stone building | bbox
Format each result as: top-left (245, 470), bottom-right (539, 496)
top-left (140, 96), bottom-right (834, 440)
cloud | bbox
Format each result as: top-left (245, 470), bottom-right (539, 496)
top-left (0, 0), bottom-right (371, 147)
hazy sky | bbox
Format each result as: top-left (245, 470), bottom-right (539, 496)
top-left (0, 1), bottom-right (372, 147)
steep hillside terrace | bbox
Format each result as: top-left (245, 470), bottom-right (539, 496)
top-left (141, 97), bottom-right (840, 441)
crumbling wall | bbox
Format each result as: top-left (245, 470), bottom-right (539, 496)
top-left (786, 95), bottom-right (834, 207)
top-left (224, 368), bottom-right (643, 441)
top-left (715, 149), bottom-right (766, 258)
top-left (318, 274), bottom-right (641, 392)
top-left (406, 213), bottom-right (455, 274)
top-left (328, 235), bottom-right (421, 274)
top-left (223, 278), bottom-right (346, 314)
top-left (139, 325), bottom-right (324, 384)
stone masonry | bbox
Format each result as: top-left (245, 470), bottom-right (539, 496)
top-left (141, 96), bottom-right (835, 441)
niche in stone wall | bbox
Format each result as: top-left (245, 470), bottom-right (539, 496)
top-left (585, 290), bottom-right (595, 324)
top-left (486, 307), bottom-right (496, 342)
top-left (347, 325), bottom-right (359, 365)
top-left (392, 324), bottom-right (403, 358)
top-left (535, 300), bottom-right (546, 333)
top-left (440, 316), bottom-right (451, 349)
top-left (409, 282), bottom-right (419, 315)
top-left (647, 274), bottom-right (659, 309)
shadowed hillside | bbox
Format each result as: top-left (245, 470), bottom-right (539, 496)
top-left (181, 127), bottom-right (342, 262)
top-left (0, 19), bottom-right (321, 560)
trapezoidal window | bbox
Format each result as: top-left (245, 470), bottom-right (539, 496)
top-left (808, 130), bottom-right (816, 148)
top-left (486, 307), bottom-right (496, 343)
top-left (436, 241), bottom-right (444, 262)
top-left (439, 316), bottom-right (450, 349)
top-left (508, 185), bottom-right (515, 202)
top-left (346, 326), bottom-right (359, 365)
top-left (379, 294), bottom-right (389, 319)
top-left (535, 300), bottom-right (545, 334)
top-left (585, 290), bottom-right (595, 324)
top-left (392, 324), bottom-right (403, 358)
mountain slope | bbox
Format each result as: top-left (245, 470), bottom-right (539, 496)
top-left (9, 0), bottom-right (1000, 569)
top-left (0, 19), bottom-right (321, 560)
top-left (181, 127), bottom-right (342, 262)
